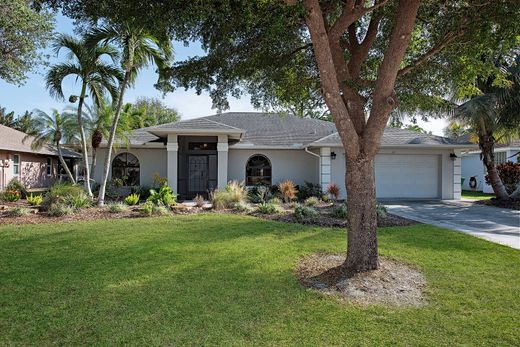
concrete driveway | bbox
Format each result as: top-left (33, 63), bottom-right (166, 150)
top-left (385, 200), bottom-right (520, 249)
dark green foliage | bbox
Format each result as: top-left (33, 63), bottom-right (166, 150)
top-left (6, 206), bottom-right (30, 217)
top-left (294, 204), bottom-right (318, 220)
top-left (486, 162), bottom-right (520, 194)
top-left (297, 181), bottom-right (322, 201)
top-left (5, 178), bottom-right (26, 197)
top-left (41, 183), bottom-right (87, 211)
top-left (330, 205), bottom-right (348, 219)
top-left (256, 202), bottom-right (279, 215)
top-left (2, 190), bottom-right (20, 202)
top-left (147, 185), bottom-right (176, 206)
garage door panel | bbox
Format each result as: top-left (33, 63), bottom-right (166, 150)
top-left (375, 154), bottom-right (440, 198)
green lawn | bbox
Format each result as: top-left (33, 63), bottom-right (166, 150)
top-left (1, 215), bottom-right (519, 346)
top-left (462, 190), bottom-right (496, 200)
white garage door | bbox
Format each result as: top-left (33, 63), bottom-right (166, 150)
top-left (375, 154), bottom-right (440, 199)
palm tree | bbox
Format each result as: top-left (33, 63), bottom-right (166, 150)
top-left (86, 21), bottom-right (173, 206)
top-left (452, 59), bottom-right (520, 200)
top-left (46, 34), bottom-right (123, 197)
top-left (25, 109), bottom-right (76, 183)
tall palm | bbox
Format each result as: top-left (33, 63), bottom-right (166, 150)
top-left (46, 34), bottom-right (123, 197)
top-left (452, 59), bottom-right (520, 200)
top-left (25, 109), bottom-right (76, 183)
top-left (87, 21), bottom-right (173, 206)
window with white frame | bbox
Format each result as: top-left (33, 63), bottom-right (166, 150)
top-left (495, 151), bottom-right (507, 164)
top-left (46, 158), bottom-right (52, 176)
top-left (12, 154), bottom-right (20, 176)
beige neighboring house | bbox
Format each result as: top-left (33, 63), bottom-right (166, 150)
top-left (0, 124), bottom-right (80, 190)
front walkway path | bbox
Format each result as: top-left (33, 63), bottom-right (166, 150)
top-left (385, 200), bottom-right (520, 249)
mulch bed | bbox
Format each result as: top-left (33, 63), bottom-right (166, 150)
top-left (296, 253), bottom-right (426, 307)
top-left (474, 198), bottom-right (520, 211)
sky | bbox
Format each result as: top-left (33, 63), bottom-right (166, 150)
top-left (0, 14), bottom-right (448, 135)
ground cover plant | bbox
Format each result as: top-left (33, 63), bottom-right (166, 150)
top-left (0, 214), bottom-right (519, 345)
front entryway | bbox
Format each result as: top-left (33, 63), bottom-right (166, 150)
top-left (177, 136), bottom-right (218, 200)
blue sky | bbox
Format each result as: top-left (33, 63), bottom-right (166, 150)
top-left (0, 14), bottom-right (447, 135)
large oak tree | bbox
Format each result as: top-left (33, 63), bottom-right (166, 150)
top-left (44, 0), bottom-right (520, 272)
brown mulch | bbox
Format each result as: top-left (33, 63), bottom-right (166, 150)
top-left (474, 198), bottom-right (520, 210)
top-left (296, 253), bottom-right (426, 307)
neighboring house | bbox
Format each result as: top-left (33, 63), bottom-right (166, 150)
top-left (461, 139), bottom-right (520, 193)
top-left (0, 124), bottom-right (80, 190)
top-left (92, 112), bottom-right (475, 200)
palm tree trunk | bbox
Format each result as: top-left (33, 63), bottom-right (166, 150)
top-left (57, 143), bottom-right (76, 184)
top-left (77, 82), bottom-right (93, 197)
top-left (97, 72), bottom-right (130, 206)
top-left (479, 135), bottom-right (509, 200)
top-left (91, 146), bottom-right (98, 182)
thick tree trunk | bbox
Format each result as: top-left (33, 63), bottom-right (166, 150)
top-left (343, 156), bottom-right (378, 272)
top-left (480, 135), bottom-right (509, 200)
top-left (77, 82), bottom-right (93, 197)
top-left (97, 72), bottom-right (130, 206)
top-left (57, 144), bottom-right (75, 184)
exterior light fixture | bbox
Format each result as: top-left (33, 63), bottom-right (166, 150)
top-left (330, 151), bottom-right (337, 160)
top-left (449, 153), bottom-right (458, 160)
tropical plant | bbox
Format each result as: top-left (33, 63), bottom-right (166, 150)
top-left (5, 178), bottom-right (26, 196)
top-left (106, 202), bottom-right (127, 213)
top-left (211, 181), bottom-right (247, 210)
top-left (26, 109), bottom-right (76, 183)
top-left (451, 58), bottom-right (520, 200)
top-left (256, 202), bottom-right (279, 215)
top-left (48, 204), bottom-right (74, 217)
top-left (486, 161), bottom-right (520, 195)
top-left (376, 203), bottom-right (388, 219)
top-left (304, 196), bottom-right (320, 207)
top-left (193, 194), bottom-right (205, 208)
top-left (124, 193), bottom-right (140, 206)
top-left (294, 204), bottom-right (318, 220)
top-left (326, 183), bottom-right (341, 201)
top-left (247, 184), bottom-right (271, 203)
top-left (267, 197), bottom-right (282, 205)
top-left (87, 21), bottom-right (173, 206)
top-left (278, 180), bottom-right (297, 203)
top-left (297, 181), bottom-right (321, 201)
top-left (152, 205), bottom-right (170, 216)
top-left (2, 190), bottom-right (20, 202)
top-left (64, 192), bottom-right (91, 210)
top-left (233, 202), bottom-right (252, 213)
top-left (46, 34), bottom-right (123, 196)
top-left (6, 206), bottom-right (30, 217)
top-left (41, 183), bottom-right (86, 211)
top-left (147, 185), bottom-right (176, 206)
top-left (140, 201), bottom-right (154, 216)
top-left (330, 205), bottom-right (348, 219)
top-left (27, 194), bottom-right (43, 206)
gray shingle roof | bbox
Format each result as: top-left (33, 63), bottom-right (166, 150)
top-left (122, 112), bottom-right (472, 148)
top-left (313, 128), bottom-right (472, 146)
top-left (0, 124), bottom-right (80, 157)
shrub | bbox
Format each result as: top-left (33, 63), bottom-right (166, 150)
top-left (304, 196), bottom-right (320, 206)
top-left (140, 201), bottom-right (154, 216)
top-left (278, 180), bottom-right (298, 203)
top-left (327, 183), bottom-right (341, 201)
top-left (152, 205), bottom-right (170, 216)
top-left (257, 202), bottom-right (279, 214)
top-left (376, 203), bottom-right (387, 219)
top-left (64, 192), bottom-right (91, 210)
top-left (106, 202), bottom-right (127, 213)
top-left (6, 206), bottom-right (31, 217)
top-left (247, 184), bottom-right (271, 203)
top-left (2, 189), bottom-right (20, 202)
top-left (330, 204), bottom-right (348, 219)
top-left (6, 178), bottom-right (26, 197)
top-left (267, 197), bottom-right (282, 205)
top-left (486, 161), bottom-right (520, 194)
top-left (297, 181), bottom-right (322, 200)
top-left (321, 194), bottom-right (330, 202)
top-left (48, 204), bottom-right (74, 217)
top-left (124, 193), bottom-right (140, 206)
top-left (131, 185), bottom-right (151, 201)
top-left (193, 194), bottom-right (205, 207)
top-left (211, 181), bottom-right (246, 209)
top-left (152, 172), bottom-right (168, 188)
top-left (27, 193), bottom-right (43, 206)
top-left (233, 202), bottom-right (252, 212)
top-left (294, 204), bottom-right (318, 220)
top-left (42, 183), bottom-right (86, 211)
top-left (147, 185), bottom-right (176, 206)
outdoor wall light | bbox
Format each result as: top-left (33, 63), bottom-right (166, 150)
top-left (330, 151), bottom-right (337, 160)
top-left (449, 153), bottom-right (458, 160)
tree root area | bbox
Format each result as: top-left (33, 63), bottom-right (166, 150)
top-left (296, 253), bottom-right (426, 307)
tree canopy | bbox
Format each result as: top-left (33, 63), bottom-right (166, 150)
top-left (0, 0), bottom-right (54, 85)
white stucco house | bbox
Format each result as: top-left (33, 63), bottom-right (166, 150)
top-left (92, 112), bottom-right (475, 200)
top-left (461, 140), bottom-right (520, 193)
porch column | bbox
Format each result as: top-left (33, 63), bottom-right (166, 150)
top-left (453, 149), bottom-right (462, 200)
top-left (167, 134), bottom-right (178, 193)
top-left (319, 147), bottom-right (331, 191)
top-left (217, 135), bottom-right (228, 189)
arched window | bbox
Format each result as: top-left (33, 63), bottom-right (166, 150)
top-left (246, 155), bottom-right (271, 186)
top-left (112, 153), bottom-right (140, 186)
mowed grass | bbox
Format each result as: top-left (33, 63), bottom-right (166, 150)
top-left (1, 214), bottom-right (519, 346)
top-left (462, 190), bottom-right (496, 200)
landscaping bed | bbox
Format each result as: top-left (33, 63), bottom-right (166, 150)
top-left (475, 198), bottom-right (520, 210)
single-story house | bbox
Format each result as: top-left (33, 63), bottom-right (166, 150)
top-left (461, 139), bottom-right (520, 193)
top-left (92, 112), bottom-right (475, 200)
top-left (0, 124), bottom-right (80, 190)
